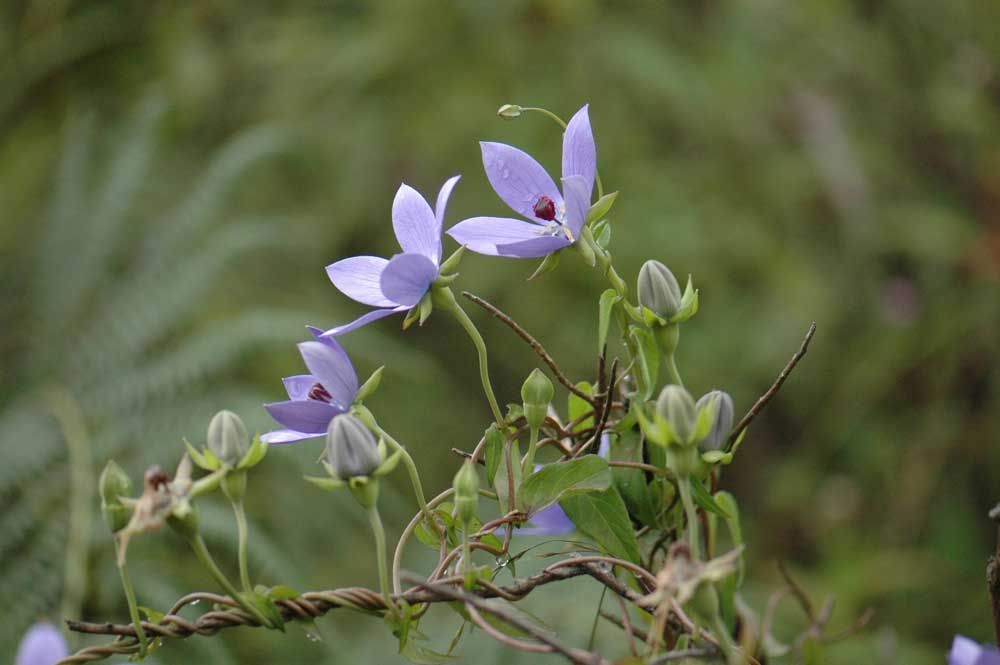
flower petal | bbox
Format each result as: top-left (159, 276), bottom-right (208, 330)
top-left (282, 374), bottom-right (316, 401)
top-left (264, 399), bottom-right (341, 434)
top-left (447, 216), bottom-right (549, 256)
top-left (319, 306), bottom-right (408, 337)
top-left (16, 622), bottom-right (68, 665)
top-left (326, 256), bottom-right (395, 307)
top-left (435, 175), bottom-right (461, 241)
top-left (561, 174), bottom-right (590, 238)
top-left (481, 141), bottom-right (562, 222)
top-left (380, 252), bottom-right (438, 307)
top-left (516, 503), bottom-right (576, 536)
top-left (261, 429), bottom-right (323, 445)
top-left (948, 636), bottom-right (1000, 665)
top-left (297, 340), bottom-right (358, 406)
top-left (495, 235), bottom-right (571, 259)
top-left (392, 183), bottom-right (440, 264)
top-left (562, 104), bottom-right (596, 199)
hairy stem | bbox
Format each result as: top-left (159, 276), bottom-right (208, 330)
top-left (434, 286), bottom-right (504, 425)
top-left (367, 505), bottom-right (399, 620)
top-left (187, 534), bottom-right (272, 627)
top-left (115, 550), bottom-right (147, 657)
top-left (231, 500), bottom-right (252, 593)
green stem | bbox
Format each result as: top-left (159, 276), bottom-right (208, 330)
top-left (373, 425), bottom-right (441, 537)
top-left (367, 505), bottom-right (399, 619)
top-left (434, 287), bottom-right (504, 425)
top-left (231, 500), bottom-right (252, 593)
top-left (712, 613), bottom-right (741, 664)
top-left (522, 426), bottom-right (540, 476)
top-left (188, 534), bottom-right (272, 628)
top-left (461, 525), bottom-right (473, 589)
top-left (115, 550), bottom-right (147, 657)
top-left (678, 475), bottom-right (700, 560)
top-left (666, 354), bottom-right (684, 388)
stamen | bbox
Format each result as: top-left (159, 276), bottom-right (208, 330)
top-left (308, 383), bottom-right (333, 403)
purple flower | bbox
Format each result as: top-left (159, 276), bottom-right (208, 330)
top-left (447, 105), bottom-right (596, 259)
top-left (517, 434), bottom-right (611, 536)
top-left (262, 326), bottom-right (358, 444)
top-left (949, 636), bottom-right (1000, 665)
top-left (15, 622), bottom-right (68, 665)
top-left (323, 177), bottom-right (461, 336)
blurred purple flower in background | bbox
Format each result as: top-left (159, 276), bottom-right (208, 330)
top-left (448, 105), bottom-right (596, 258)
top-left (949, 635), bottom-right (1000, 665)
top-left (517, 434), bottom-right (610, 536)
top-left (324, 177), bottom-right (460, 336)
top-left (15, 622), bottom-right (68, 665)
top-left (262, 327), bottom-right (358, 444)
top-left (879, 276), bottom-right (921, 327)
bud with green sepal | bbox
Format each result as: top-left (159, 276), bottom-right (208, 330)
top-left (453, 460), bottom-right (481, 589)
top-left (520, 368), bottom-right (553, 473)
top-left (99, 460), bottom-right (133, 533)
top-left (636, 260), bottom-right (698, 386)
top-left (497, 103), bottom-right (523, 119)
top-left (696, 390), bottom-right (736, 466)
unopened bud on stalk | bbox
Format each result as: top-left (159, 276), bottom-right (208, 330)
top-left (326, 414), bottom-right (381, 480)
top-left (497, 104), bottom-right (523, 119)
top-left (656, 385), bottom-right (696, 446)
top-left (695, 390), bottom-right (734, 451)
top-left (99, 460), bottom-right (132, 533)
top-left (521, 369), bottom-right (554, 430)
top-left (207, 410), bottom-right (250, 468)
top-left (453, 461), bottom-right (480, 525)
top-left (638, 260), bottom-right (682, 321)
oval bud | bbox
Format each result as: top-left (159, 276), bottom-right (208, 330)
top-left (207, 410), bottom-right (250, 467)
top-left (521, 369), bottom-right (554, 430)
top-left (695, 390), bottom-right (734, 450)
top-left (326, 414), bottom-right (381, 480)
top-left (497, 104), bottom-right (523, 119)
top-left (637, 260), bottom-right (681, 321)
top-left (453, 461), bottom-right (480, 525)
top-left (656, 385), bottom-right (696, 445)
top-left (99, 460), bottom-right (132, 533)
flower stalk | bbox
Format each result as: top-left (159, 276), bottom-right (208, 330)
top-left (186, 533), bottom-right (274, 628)
top-left (114, 542), bottom-right (148, 657)
top-left (366, 504), bottom-right (399, 620)
top-left (231, 499), bottom-right (252, 593)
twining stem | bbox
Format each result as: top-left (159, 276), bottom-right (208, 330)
top-left (187, 534), bottom-right (273, 628)
top-left (434, 286), bottom-right (504, 425)
top-left (522, 426), bottom-right (540, 476)
top-left (114, 546), bottom-right (147, 657)
top-left (366, 505), bottom-right (399, 620)
top-left (371, 422), bottom-right (441, 537)
top-left (678, 476), bottom-right (700, 560)
top-left (231, 500), bottom-right (252, 593)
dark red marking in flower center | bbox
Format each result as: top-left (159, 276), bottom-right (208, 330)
top-left (145, 465), bottom-right (170, 490)
top-left (308, 382), bottom-right (333, 403)
top-left (533, 196), bottom-right (557, 221)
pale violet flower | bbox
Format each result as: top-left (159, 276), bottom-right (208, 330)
top-left (448, 105), bottom-right (596, 258)
top-left (949, 635), bottom-right (1000, 665)
top-left (262, 326), bottom-right (358, 444)
top-left (15, 622), bottom-right (68, 665)
top-left (323, 177), bottom-right (460, 336)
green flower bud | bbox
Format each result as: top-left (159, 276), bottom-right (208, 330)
top-left (207, 410), bottom-right (250, 468)
top-left (695, 390), bottom-right (734, 451)
top-left (99, 460), bottom-right (132, 533)
top-left (453, 461), bottom-right (480, 525)
top-left (656, 385), bottom-right (696, 445)
top-left (638, 260), bottom-right (681, 321)
top-left (521, 369), bottom-right (554, 430)
top-left (326, 414), bottom-right (381, 480)
top-left (497, 104), bottom-right (523, 119)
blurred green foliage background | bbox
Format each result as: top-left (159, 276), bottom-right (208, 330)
top-left (2, 1), bottom-right (999, 663)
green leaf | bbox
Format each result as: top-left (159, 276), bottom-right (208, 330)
top-left (609, 429), bottom-right (662, 527)
top-left (517, 455), bottom-right (611, 513)
top-left (585, 191), bottom-right (618, 225)
top-left (527, 249), bottom-right (561, 281)
top-left (629, 327), bottom-right (659, 400)
top-left (184, 439), bottom-right (219, 471)
top-left (265, 585), bottom-right (300, 601)
top-left (401, 641), bottom-right (455, 664)
top-left (138, 606), bottom-right (164, 622)
top-left (689, 477), bottom-right (731, 518)
top-left (568, 381), bottom-right (594, 432)
top-left (237, 435), bottom-right (267, 470)
top-left (493, 439), bottom-right (521, 510)
top-left (240, 591), bottom-right (285, 631)
top-left (303, 474), bottom-right (345, 491)
top-left (484, 424), bottom-right (503, 486)
top-left (671, 275), bottom-right (699, 323)
top-left (356, 366), bottom-right (385, 402)
top-left (560, 488), bottom-right (641, 563)
top-left (596, 221), bottom-right (612, 249)
top-left (597, 289), bottom-right (619, 355)
top-left (448, 599), bottom-right (553, 640)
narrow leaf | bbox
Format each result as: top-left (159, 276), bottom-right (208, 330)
top-left (597, 289), bottom-right (619, 355)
